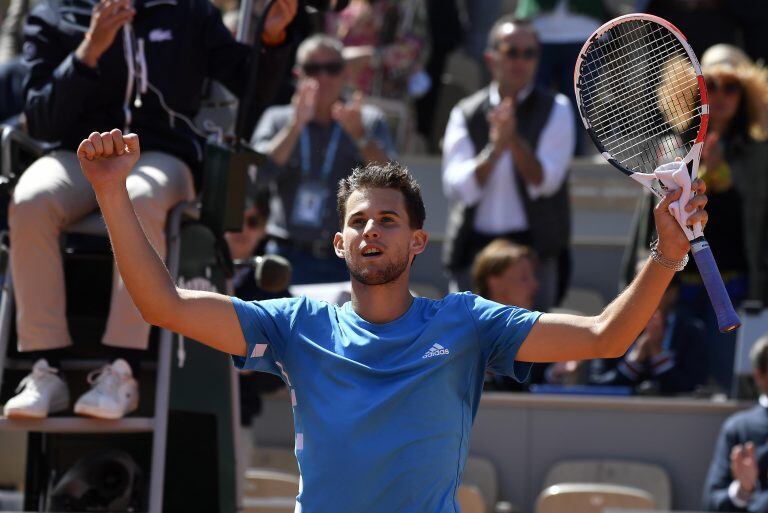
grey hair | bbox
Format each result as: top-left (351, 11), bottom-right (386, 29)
top-left (295, 34), bottom-right (344, 66)
top-left (749, 334), bottom-right (768, 374)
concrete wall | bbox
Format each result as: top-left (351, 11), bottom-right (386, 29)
top-left (251, 393), bottom-right (747, 513)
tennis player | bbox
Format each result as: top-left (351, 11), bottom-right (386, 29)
top-left (78, 129), bottom-right (707, 513)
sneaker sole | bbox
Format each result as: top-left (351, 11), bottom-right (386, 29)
top-left (4, 409), bottom-right (47, 419)
top-left (4, 398), bottom-right (69, 419)
top-left (74, 401), bottom-right (138, 420)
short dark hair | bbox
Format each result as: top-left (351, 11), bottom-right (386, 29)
top-left (337, 162), bottom-right (426, 230)
top-left (486, 15), bottom-right (539, 51)
top-left (750, 335), bottom-right (768, 374)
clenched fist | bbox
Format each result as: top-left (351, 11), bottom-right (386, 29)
top-left (77, 129), bottom-right (140, 191)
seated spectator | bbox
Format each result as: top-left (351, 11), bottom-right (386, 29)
top-left (224, 187), bottom-right (287, 426)
top-left (472, 238), bottom-right (538, 310)
top-left (3, 0), bottom-right (296, 421)
top-left (588, 278), bottom-right (708, 396)
top-left (622, 43), bottom-right (768, 395)
top-left (0, 0), bottom-right (39, 122)
top-left (326, 0), bottom-right (430, 100)
top-left (514, 0), bottom-right (609, 154)
top-left (638, 0), bottom-right (739, 58)
top-left (441, 15), bottom-right (574, 311)
top-left (703, 334), bottom-right (768, 512)
top-left (225, 187), bottom-right (290, 301)
top-left (680, 44), bottom-right (768, 392)
top-left (252, 33), bottom-right (396, 284)
top-left (471, 239), bottom-right (539, 391)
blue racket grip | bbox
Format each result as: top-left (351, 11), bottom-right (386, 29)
top-left (690, 239), bottom-right (741, 332)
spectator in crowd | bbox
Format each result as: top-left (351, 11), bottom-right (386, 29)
top-left (326, 0), bottom-right (430, 101)
top-left (0, 0), bottom-right (38, 121)
top-left (252, 33), bottom-right (395, 284)
top-left (441, 15), bottom-right (574, 311)
top-left (636, 0), bottom-right (740, 59)
top-left (683, 44), bottom-right (768, 392)
top-left (225, 188), bottom-right (289, 301)
top-left (461, 0), bottom-right (503, 83)
top-left (703, 334), bottom-right (768, 512)
top-left (623, 43), bottom-right (768, 395)
top-left (0, 0), bottom-right (37, 62)
top-left (514, 0), bottom-right (609, 155)
top-left (729, 1), bottom-right (768, 66)
top-left (472, 238), bottom-right (538, 310)
top-left (472, 238), bottom-right (539, 391)
top-left (3, 0), bottom-right (297, 421)
top-left (223, 186), bottom-right (287, 427)
top-left (588, 277), bottom-right (708, 396)
top-left (414, 0), bottom-right (463, 153)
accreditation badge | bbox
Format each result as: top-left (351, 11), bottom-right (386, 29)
top-left (291, 181), bottom-right (329, 228)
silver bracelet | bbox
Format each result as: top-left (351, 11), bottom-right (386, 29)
top-left (649, 239), bottom-right (689, 271)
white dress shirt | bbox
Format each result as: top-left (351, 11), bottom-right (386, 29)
top-left (442, 82), bottom-right (575, 235)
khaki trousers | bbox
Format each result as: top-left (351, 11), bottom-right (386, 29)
top-left (9, 150), bottom-right (194, 351)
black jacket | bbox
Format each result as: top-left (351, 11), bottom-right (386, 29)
top-left (22, 0), bottom-right (291, 178)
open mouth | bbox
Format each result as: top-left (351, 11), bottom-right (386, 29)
top-left (361, 247), bottom-right (383, 258)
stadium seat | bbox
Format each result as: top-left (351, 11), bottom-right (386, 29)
top-left (243, 468), bottom-right (298, 513)
top-left (535, 483), bottom-right (655, 513)
top-left (249, 446), bottom-right (299, 475)
top-left (462, 456), bottom-right (499, 510)
top-left (542, 459), bottom-right (671, 510)
top-left (458, 484), bottom-right (488, 513)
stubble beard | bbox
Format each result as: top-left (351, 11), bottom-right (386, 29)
top-left (346, 252), bottom-right (409, 286)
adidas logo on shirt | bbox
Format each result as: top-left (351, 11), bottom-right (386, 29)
top-left (423, 343), bottom-right (450, 359)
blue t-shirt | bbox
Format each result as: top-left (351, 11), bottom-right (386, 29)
top-left (231, 292), bottom-right (541, 513)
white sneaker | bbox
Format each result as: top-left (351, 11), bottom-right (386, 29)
top-left (74, 359), bottom-right (139, 420)
top-left (3, 359), bottom-right (69, 419)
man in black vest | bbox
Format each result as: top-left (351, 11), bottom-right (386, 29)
top-left (442, 15), bottom-right (574, 311)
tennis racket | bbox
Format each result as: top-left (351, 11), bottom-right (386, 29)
top-left (574, 13), bottom-right (740, 333)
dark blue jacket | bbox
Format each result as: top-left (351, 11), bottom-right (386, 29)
top-left (703, 404), bottom-right (768, 512)
top-left (22, 0), bottom-right (291, 178)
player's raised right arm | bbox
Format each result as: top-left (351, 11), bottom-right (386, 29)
top-left (77, 130), bottom-right (247, 357)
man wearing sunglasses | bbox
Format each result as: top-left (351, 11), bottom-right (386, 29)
top-left (442, 15), bottom-right (574, 314)
top-left (252, 34), bottom-right (396, 284)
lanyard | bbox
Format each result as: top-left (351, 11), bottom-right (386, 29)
top-left (300, 123), bottom-right (342, 179)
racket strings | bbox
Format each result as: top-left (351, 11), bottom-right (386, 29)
top-left (578, 19), bottom-right (702, 173)
top-left (582, 26), bottom-right (699, 169)
top-left (585, 44), bottom-right (694, 123)
top-left (579, 26), bottom-right (676, 87)
top-left (598, 71), bottom-right (696, 151)
top-left (584, 31), bottom-right (695, 127)
top-left (578, 22), bottom-right (669, 77)
top-left (592, 69), bottom-right (696, 144)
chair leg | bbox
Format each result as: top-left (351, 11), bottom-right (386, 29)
top-left (0, 259), bottom-right (15, 392)
top-left (147, 201), bottom-right (188, 513)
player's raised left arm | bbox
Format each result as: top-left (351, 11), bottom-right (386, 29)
top-left (516, 180), bottom-right (708, 363)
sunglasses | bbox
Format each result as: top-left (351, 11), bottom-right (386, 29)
top-left (495, 45), bottom-right (538, 60)
top-left (705, 79), bottom-right (741, 95)
top-left (245, 214), bottom-right (262, 229)
top-left (302, 61), bottom-right (345, 77)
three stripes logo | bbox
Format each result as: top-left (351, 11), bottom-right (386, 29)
top-left (423, 343), bottom-right (450, 359)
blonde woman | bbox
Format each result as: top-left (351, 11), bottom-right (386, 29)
top-left (680, 44), bottom-right (768, 391)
